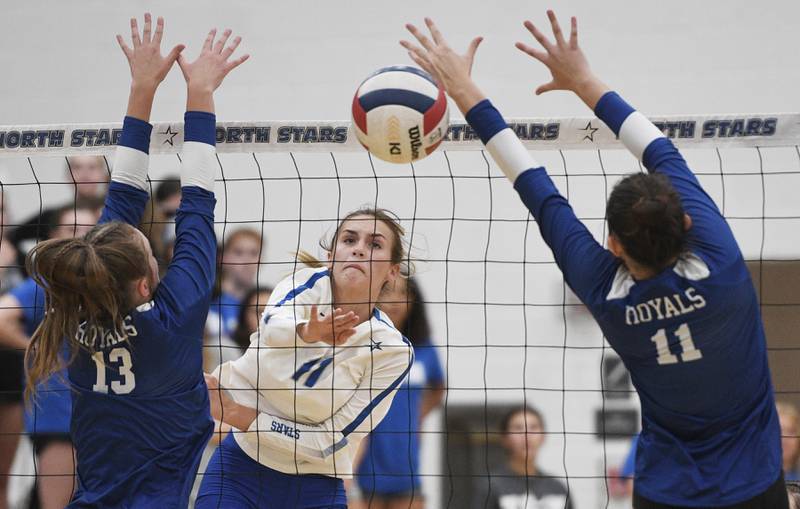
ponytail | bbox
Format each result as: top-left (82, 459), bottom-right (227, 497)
top-left (24, 221), bottom-right (149, 403)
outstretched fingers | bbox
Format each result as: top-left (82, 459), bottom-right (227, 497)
top-left (569, 16), bottom-right (578, 49)
top-left (153, 16), bottom-right (164, 45)
top-left (203, 29), bottom-right (217, 52)
top-left (546, 10), bottom-right (567, 47)
top-left (424, 17), bottom-right (447, 47)
top-left (225, 52), bottom-right (250, 74)
top-left (515, 41), bottom-right (548, 63)
top-left (523, 20), bottom-right (554, 53)
top-left (214, 29), bottom-right (233, 54)
top-left (406, 23), bottom-right (436, 52)
top-left (130, 17), bottom-right (142, 48)
top-left (116, 34), bottom-right (133, 59)
top-left (221, 35), bottom-right (241, 58)
top-left (142, 13), bottom-right (152, 44)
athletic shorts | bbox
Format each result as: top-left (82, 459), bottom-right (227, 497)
top-left (0, 349), bottom-right (24, 404)
top-left (196, 433), bottom-right (347, 509)
top-left (633, 472), bottom-right (788, 509)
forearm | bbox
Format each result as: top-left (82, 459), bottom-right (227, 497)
top-left (448, 79), bottom-right (487, 116)
top-left (125, 82), bottom-right (158, 122)
top-left (419, 386), bottom-right (445, 421)
top-left (573, 75), bottom-right (611, 111)
top-left (219, 400), bottom-right (258, 431)
top-left (187, 85), bottom-right (214, 114)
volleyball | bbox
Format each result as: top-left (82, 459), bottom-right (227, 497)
top-left (351, 65), bottom-right (449, 163)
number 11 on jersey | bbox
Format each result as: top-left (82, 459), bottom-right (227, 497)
top-left (650, 323), bottom-right (703, 365)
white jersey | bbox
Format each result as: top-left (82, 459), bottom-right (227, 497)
top-left (214, 266), bottom-right (414, 477)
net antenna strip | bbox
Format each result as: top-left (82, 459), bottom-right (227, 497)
top-left (0, 113), bottom-right (796, 157)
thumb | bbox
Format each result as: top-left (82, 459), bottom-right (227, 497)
top-left (467, 36), bottom-right (484, 60)
top-left (535, 81), bottom-right (559, 95)
top-left (309, 304), bottom-right (318, 322)
top-left (176, 52), bottom-right (190, 79)
top-left (166, 44), bottom-right (185, 64)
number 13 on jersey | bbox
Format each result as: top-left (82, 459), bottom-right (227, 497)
top-left (92, 347), bottom-right (136, 394)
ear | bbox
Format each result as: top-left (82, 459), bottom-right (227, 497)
top-left (135, 276), bottom-right (150, 301)
top-left (683, 213), bottom-right (693, 232)
top-left (385, 264), bottom-right (401, 285)
top-left (607, 233), bottom-right (624, 258)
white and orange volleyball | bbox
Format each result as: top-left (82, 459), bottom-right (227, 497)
top-left (351, 65), bottom-right (449, 164)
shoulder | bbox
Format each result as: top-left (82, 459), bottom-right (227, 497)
top-left (369, 308), bottom-right (414, 363)
top-left (274, 267), bottom-right (330, 296)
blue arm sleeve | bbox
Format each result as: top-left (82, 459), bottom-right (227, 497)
top-left (595, 92), bottom-right (741, 269)
top-left (466, 100), bottom-right (619, 306)
top-left (154, 112), bottom-right (217, 334)
top-left (98, 116), bottom-right (151, 226)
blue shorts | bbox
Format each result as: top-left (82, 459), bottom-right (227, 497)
top-left (196, 433), bottom-right (347, 509)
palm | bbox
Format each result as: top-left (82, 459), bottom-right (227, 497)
top-left (117, 13), bottom-right (184, 88)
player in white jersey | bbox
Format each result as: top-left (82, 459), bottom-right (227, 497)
top-left (197, 208), bottom-right (414, 509)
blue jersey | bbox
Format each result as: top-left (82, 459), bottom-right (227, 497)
top-left (467, 94), bottom-right (781, 506)
top-left (207, 290), bottom-right (240, 338)
top-left (356, 342), bottom-right (444, 495)
top-left (11, 277), bottom-right (71, 435)
top-left (66, 114), bottom-right (217, 508)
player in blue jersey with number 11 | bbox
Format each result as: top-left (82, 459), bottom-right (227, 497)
top-left (23, 13), bottom-right (248, 508)
top-left (402, 11), bottom-right (788, 509)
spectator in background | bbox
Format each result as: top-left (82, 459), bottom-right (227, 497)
top-left (140, 176), bottom-right (181, 275)
top-left (9, 155), bottom-right (108, 270)
top-left (0, 190), bottom-right (23, 294)
top-left (154, 175), bottom-right (182, 219)
top-left (204, 228), bottom-right (264, 371)
top-left (0, 203), bottom-right (99, 509)
top-left (230, 286), bottom-right (273, 352)
top-left (472, 405), bottom-right (573, 509)
top-left (352, 276), bottom-right (445, 509)
top-left (779, 401), bottom-right (800, 481)
top-left (205, 228), bottom-right (263, 371)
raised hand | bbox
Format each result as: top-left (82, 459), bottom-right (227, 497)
top-left (177, 28), bottom-right (249, 94)
top-left (298, 305), bottom-right (359, 346)
top-left (117, 13), bottom-right (184, 91)
top-left (515, 10), bottom-right (609, 109)
top-left (401, 18), bottom-right (485, 114)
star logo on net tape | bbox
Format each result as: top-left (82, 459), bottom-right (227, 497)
top-left (160, 126), bottom-right (180, 146)
top-left (580, 121), bottom-right (599, 142)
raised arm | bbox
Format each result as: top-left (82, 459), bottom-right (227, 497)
top-left (402, 18), bottom-right (618, 304)
top-left (101, 14), bottom-right (184, 227)
top-left (517, 11), bottom-right (740, 266)
top-left (153, 28), bottom-right (248, 332)
top-left (209, 336), bottom-right (413, 462)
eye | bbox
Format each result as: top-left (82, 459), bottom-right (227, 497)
top-left (343, 237), bottom-right (355, 245)
top-left (372, 241), bottom-right (382, 249)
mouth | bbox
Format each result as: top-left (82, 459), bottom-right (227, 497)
top-left (343, 263), bottom-right (366, 274)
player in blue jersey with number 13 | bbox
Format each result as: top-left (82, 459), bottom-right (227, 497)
top-left (23, 13), bottom-right (248, 508)
top-left (402, 11), bottom-right (788, 509)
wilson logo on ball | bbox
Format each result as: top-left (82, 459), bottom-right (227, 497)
top-left (351, 65), bottom-right (449, 163)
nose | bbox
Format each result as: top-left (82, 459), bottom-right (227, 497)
top-left (352, 240), bottom-right (366, 258)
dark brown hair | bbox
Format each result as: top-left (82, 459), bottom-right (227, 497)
top-left (607, 173), bottom-right (688, 272)
top-left (500, 404), bottom-right (545, 434)
top-left (24, 221), bottom-right (150, 402)
top-left (232, 285), bottom-right (274, 350)
top-left (390, 277), bottom-right (431, 347)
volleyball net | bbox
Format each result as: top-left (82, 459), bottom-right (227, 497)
top-left (1, 112), bottom-right (798, 508)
